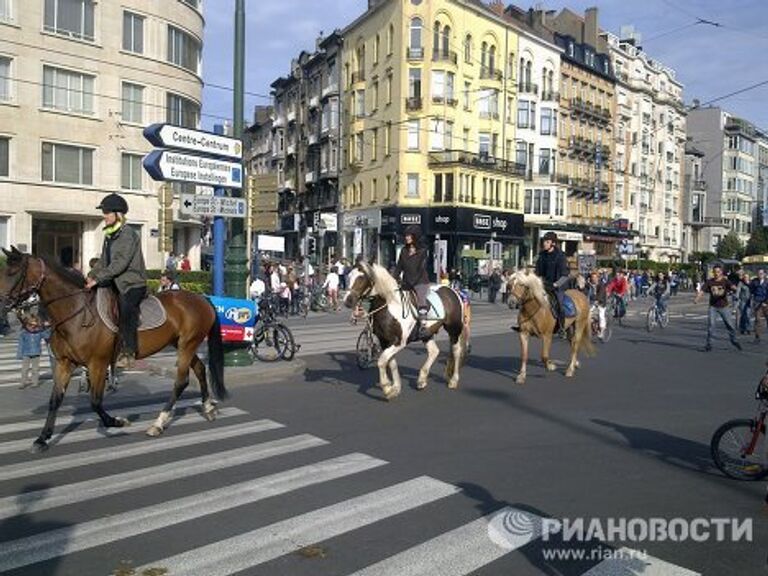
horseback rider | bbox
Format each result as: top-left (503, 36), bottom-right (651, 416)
top-left (394, 224), bottom-right (431, 340)
top-left (84, 193), bottom-right (147, 368)
top-left (535, 231), bottom-right (569, 331)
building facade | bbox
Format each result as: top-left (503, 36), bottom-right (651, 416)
top-left (0, 0), bottom-right (204, 270)
top-left (682, 141), bottom-right (727, 256)
top-left (606, 30), bottom-right (686, 262)
top-left (687, 107), bottom-right (766, 250)
top-left (339, 0), bottom-right (526, 275)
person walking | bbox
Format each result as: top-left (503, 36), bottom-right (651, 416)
top-left (736, 273), bottom-right (752, 335)
top-left (323, 267), bottom-right (341, 311)
top-left (695, 263), bottom-right (741, 352)
top-left (751, 269), bottom-right (768, 342)
top-left (18, 317), bottom-right (45, 389)
top-left (488, 268), bottom-right (502, 303)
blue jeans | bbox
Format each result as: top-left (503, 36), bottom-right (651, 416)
top-left (707, 306), bottom-right (736, 346)
top-left (739, 301), bottom-right (751, 333)
top-left (654, 295), bottom-right (667, 313)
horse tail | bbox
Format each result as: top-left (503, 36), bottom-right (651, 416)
top-left (457, 290), bottom-right (471, 367)
top-left (579, 297), bottom-right (596, 358)
top-left (207, 308), bottom-right (228, 400)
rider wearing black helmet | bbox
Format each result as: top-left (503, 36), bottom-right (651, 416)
top-left (394, 224), bottom-right (431, 340)
top-left (85, 193), bottom-right (148, 367)
top-left (535, 231), bottom-right (570, 331)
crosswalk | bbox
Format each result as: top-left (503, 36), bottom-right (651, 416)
top-left (0, 336), bottom-right (54, 388)
top-left (0, 399), bottom-right (700, 575)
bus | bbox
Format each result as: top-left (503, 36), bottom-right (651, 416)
top-left (741, 255), bottom-right (768, 276)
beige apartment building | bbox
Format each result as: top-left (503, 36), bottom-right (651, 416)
top-left (0, 0), bottom-right (204, 270)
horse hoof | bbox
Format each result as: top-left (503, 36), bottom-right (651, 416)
top-left (546, 362), bottom-right (557, 372)
top-left (146, 425), bottom-right (164, 437)
top-left (203, 409), bottom-right (217, 422)
top-left (416, 380), bottom-right (428, 390)
top-left (565, 370), bottom-right (575, 378)
top-left (30, 440), bottom-right (48, 454)
top-left (447, 381), bottom-right (459, 390)
top-left (113, 417), bottom-right (131, 428)
top-left (515, 375), bottom-right (526, 385)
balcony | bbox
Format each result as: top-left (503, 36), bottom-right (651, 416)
top-left (309, 95), bottom-right (319, 109)
top-left (518, 82), bottom-right (538, 95)
top-left (351, 70), bottom-right (365, 84)
top-left (687, 216), bottom-right (729, 228)
top-left (287, 110), bottom-right (296, 124)
top-left (319, 166), bottom-right (338, 179)
top-left (541, 90), bottom-right (559, 102)
top-left (321, 83), bottom-right (339, 99)
top-left (308, 133), bottom-right (318, 146)
top-left (432, 49), bottom-right (458, 65)
top-left (406, 47), bottom-right (424, 61)
top-left (305, 171), bottom-right (316, 185)
top-left (405, 96), bottom-right (423, 112)
top-left (432, 95), bottom-right (458, 107)
top-left (283, 179), bottom-right (294, 191)
top-left (286, 144), bottom-right (296, 156)
top-left (479, 110), bottom-right (500, 120)
top-left (427, 149), bottom-right (525, 177)
top-left (479, 68), bottom-right (503, 82)
top-left (568, 135), bottom-right (595, 157)
top-left (693, 179), bottom-right (708, 190)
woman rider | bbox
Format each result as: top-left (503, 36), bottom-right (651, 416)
top-left (394, 224), bottom-right (431, 340)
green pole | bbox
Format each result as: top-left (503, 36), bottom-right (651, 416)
top-left (224, 0), bottom-right (251, 366)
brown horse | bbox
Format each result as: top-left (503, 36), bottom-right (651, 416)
top-left (507, 270), bottom-right (593, 384)
top-left (0, 247), bottom-right (226, 452)
top-left (344, 262), bottom-right (470, 400)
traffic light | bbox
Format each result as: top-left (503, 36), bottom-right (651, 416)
top-left (157, 207), bottom-right (173, 253)
top-left (307, 237), bottom-right (317, 257)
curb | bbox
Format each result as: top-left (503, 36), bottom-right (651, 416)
top-left (145, 358), bottom-right (306, 388)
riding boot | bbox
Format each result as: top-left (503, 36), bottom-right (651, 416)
top-left (417, 307), bottom-right (431, 340)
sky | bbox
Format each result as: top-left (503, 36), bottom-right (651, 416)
top-left (200, 0), bottom-right (768, 131)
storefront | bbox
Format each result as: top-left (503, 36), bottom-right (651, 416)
top-left (339, 208), bottom-right (381, 262)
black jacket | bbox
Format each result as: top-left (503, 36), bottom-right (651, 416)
top-left (395, 246), bottom-right (429, 289)
top-left (535, 248), bottom-right (568, 286)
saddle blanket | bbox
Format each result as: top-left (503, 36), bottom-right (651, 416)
top-left (547, 292), bottom-right (577, 318)
top-left (96, 288), bottom-right (167, 333)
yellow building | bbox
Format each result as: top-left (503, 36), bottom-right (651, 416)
top-left (339, 0), bottom-right (526, 273)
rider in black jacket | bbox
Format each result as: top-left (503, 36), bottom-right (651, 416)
top-left (535, 231), bottom-right (570, 330)
top-left (394, 224), bottom-right (431, 340)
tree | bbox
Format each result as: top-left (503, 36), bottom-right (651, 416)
top-left (716, 231), bottom-right (745, 260)
top-left (745, 227), bottom-right (768, 256)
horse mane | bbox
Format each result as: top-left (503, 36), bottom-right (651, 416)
top-left (43, 257), bottom-right (86, 288)
top-left (513, 270), bottom-right (549, 308)
top-left (368, 263), bottom-right (400, 299)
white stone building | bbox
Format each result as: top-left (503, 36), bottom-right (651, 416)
top-left (0, 0), bottom-right (204, 270)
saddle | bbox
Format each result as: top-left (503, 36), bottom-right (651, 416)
top-left (403, 287), bottom-right (448, 321)
top-left (95, 288), bottom-right (167, 333)
top-left (544, 287), bottom-right (576, 321)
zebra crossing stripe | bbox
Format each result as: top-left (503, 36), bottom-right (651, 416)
top-left (0, 406), bottom-right (247, 455)
top-left (134, 476), bottom-right (459, 576)
top-left (0, 452), bottom-right (387, 573)
top-left (345, 507), bottom-right (547, 576)
top-left (0, 419), bottom-right (283, 482)
top-left (0, 434), bottom-right (328, 521)
top-left (0, 398), bottom-right (204, 435)
top-left (581, 548), bottom-right (700, 575)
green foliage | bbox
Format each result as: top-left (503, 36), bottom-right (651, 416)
top-left (716, 231), bottom-right (745, 260)
top-left (146, 269), bottom-right (211, 284)
top-left (745, 227), bottom-right (768, 256)
top-left (688, 251), bottom-right (717, 265)
top-left (147, 279), bottom-right (208, 295)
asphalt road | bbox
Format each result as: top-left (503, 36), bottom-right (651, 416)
top-left (0, 295), bottom-right (766, 575)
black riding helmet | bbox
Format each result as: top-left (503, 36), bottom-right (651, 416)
top-left (542, 231), bottom-right (558, 242)
top-left (96, 193), bottom-right (129, 214)
top-left (404, 224), bottom-right (423, 242)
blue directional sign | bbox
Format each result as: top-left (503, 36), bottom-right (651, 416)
top-left (143, 124), bottom-right (242, 160)
top-left (143, 150), bottom-right (243, 189)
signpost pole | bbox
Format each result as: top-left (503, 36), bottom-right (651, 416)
top-left (212, 125), bottom-right (226, 296)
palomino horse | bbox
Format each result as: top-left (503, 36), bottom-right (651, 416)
top-left (344, 262), bottom-right (470, 400)
top-left (507, 270), bottom-right (593, 384)
top-left (0, 247), bottom-right (226, 452)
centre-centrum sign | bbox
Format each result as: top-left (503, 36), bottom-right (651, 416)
top-left (143, 123), bottom-right (242, 161)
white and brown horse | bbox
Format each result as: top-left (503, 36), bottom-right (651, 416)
top-left (507, 270), bottom-right (593, 384)
top-left (344, 263), bottom-right (470, 400)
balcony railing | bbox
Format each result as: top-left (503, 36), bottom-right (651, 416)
top-left (541, 90), bottom-right (559, 102)
top-left (427, 149), bottom-right (525, 177)
top-left (405, 96), bottom-right (422, 112)
top-left (351, 70), bottom-right (365, 84)
top-left (432, 49), bottom-right (458, 65)
top-left (479, 68), bottom-right (503, 81)
top-left (321, 83), bottom-right (339, 99)
top-left (406, 47), bottom-right (424, 60)
top-left (518, 82), bottom-right (538, 95)
top-left (694, 179), bottom-right (708, 190)
top-left (479, 110), bottom-right (500, 120)
top-left (432, 95), bottom-right (458, 107)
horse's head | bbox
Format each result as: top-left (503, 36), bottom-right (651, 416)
top-left (344, 261), bottom-right (377, 309)
top-left (505, 270), bottom-right (528, 309)
top-left (0, 247), bottom-right (44, 311)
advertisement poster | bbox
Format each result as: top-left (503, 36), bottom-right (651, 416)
top-left (208, 296), bottom-right (257, 343)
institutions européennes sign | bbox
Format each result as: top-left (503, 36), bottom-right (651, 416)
top-left (143, 150), bottom-right (243, 189)
top-left (143, 124), bottom-right (242, 161)
top-left (180, 193), bottom-right (246, 219)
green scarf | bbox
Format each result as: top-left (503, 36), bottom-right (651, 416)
top-left (104, 217), bottom-right (124, 237)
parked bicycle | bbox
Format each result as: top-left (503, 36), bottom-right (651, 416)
top-left (78, 364), bottom-right (119, 394)
top-left (646, 300), bottom-right (669, 332)
top-left (250, 295), bottom-right (299, 362)
top-left (710, 380), bottom-right (768, 480)
top-left (590, 303), bottom-right (612, 342)
top-left (310, 285), bottom-right (330, 312)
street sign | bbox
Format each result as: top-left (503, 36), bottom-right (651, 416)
top-left (143, 124), bottom-right (243, 161)
top-left (180, 193), bottom-right (247, 218)
top-left (143, 150), bottom-right (243, 189)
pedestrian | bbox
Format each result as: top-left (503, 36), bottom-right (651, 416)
top-left (323, 266), bottom-right (340, 311)
top-left (500, 270), bottom-right (510, 304)
top-left (736, 273), bottom-right (751, 335)
top-left (18, 316), bottom-right (45, 389)
top-left (488, 268), bottom-right (502, 303)
top-left (159, 271), bottom-right (180, 291)
top-left (695, 263), bottom-right (742, 352)
top-left (750, 269), bottom-right (768, 342)
top-left (180, 256), bottom-right (191, 272)
top-left (165, 252), bottom-right (177, 271)
top-left (586, 270), bottom-right (607, 340)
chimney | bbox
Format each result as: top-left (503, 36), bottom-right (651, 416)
top-left (584, 7), bottom-right (598, 48)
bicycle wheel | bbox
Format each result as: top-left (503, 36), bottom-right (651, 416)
top-left (277, 324), bottom-right (297, 361)
top-left (602, 317), bottom-right (613, 342)
top-left (710, 418), bottom-right (768, 480)
top-left (659, 309), bottom-right (669, 328)
top-left (356, 330), bottom-right (375, 369)
top-left (252, 325), bottom-right (284, 362)
top-left (646, 308), bottom-right (656, 332)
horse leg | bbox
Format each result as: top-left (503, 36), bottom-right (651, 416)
top-left (147, 344), bottom-right (194, 437)
top-left (516, 332), bottom-right (529, 385)
top-left (191, 354), bottom-right (218, 422)
top-left (388, 357), bottom-right (402, 397)
top-left (31, 357), bottom-right (75, 452)
top-left (89, 361), bottom-right (130, 429)
top-left (446, 332), bottom-right (462, 389)
top-left (377, 344), bottom-right (404, 400)
top-left (417, 339), bottom-right (440, 390)
top-left (542, 333), bottom-right (557, 372)
top-left (565, 321), bottom-right (580, 377)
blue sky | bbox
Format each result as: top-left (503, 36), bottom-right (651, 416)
top-left (201, 0), bottom-right (768, 131)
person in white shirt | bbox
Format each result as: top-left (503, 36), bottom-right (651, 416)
top-left (269, 265), bottom-right (281, 295)
top-left (249, 277), bottom-right (266, 301)
top-left (323, 269), bottom-right (340, 311)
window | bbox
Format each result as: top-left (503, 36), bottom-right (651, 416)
top-left (407, 173), bottom-right (420, 198)
top-left (355, 133), bottom-right (364, 162)
top-left (122, 11), bottom-right (144, 54)
top-left (517, 100), bottom-right (531, 129)
top-left (372, 80), bottom-right (379, 111)
top-left (121, 82), bottom-right (143, 124)
top-left (372, 178), bottom-right (378, 202)
top-left (555, 190), bottom-right (564, 216)
top-left (371, 128), bottom-right (378, 161)
top-left (478, 132), bottom-right (490, 158)
top-left (409, 18), bottom-right (423, 55)
top-left (540, 108), bottom-right (555, 135)
top-left (121, 153), bottom-right (142, 190)
top-left (524, 189), bottom-right (551, 215)
top-left (0, 137), bottom-right (8, 177)
top-left (41, 142), bottom-right (93, 185)
top-left (385, 174), bottom-right (392, 200)
top-left (387, 24), bottom-right (394, 55)
top-left (478, 89), bottom-right (497, 118)
top-left (385, 121), bottom-right (391, 155)
top-left (44, 0), bottom-right (95, 41)
top-left (432, 71), bottom-right (445, 100)
top-left (488, 45), bottom-right (496, 73)
top-left (386, 72), bottom-right (393, 104)
top-left (166, 92), bottom-right (199, 128)
top-left (42, 66), bottom-right (94, 114)
top-left (434, 173), bottom-right (443, 202)
top-left (430, 119), bottom-right (445, 151)
top-left (463, 81), bottom-right (470, 110)
top-left (516, 141), bottom-right (527, 168)
top-left (464, 35), bottom-right (472, 63)
top-left (408, 68), bottom-right (421, 99)
top-left (0, 56), bottom-right (10, 102)
top-left (407, 120), bottom-right (420, 150)
top-left (0, 0), bottom-right (11, 23)
top-left (167, 26), bottom-right (200, 73)
top-left (539, 148), bottom-right (551, 175)
top-left (355, 89), bottom-right (365, 118)
top-left (374, 34), bottom-right (380, 64)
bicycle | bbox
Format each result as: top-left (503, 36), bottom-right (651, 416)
top-left (608, 293), bottom-right (627, 326)
top-left (77, 364), bottom-right (119, 394)
top-left (354, 314), bottom-right (381, 370)
top-left (310, 285), bottom-right (329, 312)
top-left (710, 381), bottom-right (768, 480)
top-left (646, 299), bottom-right (669, 332)
top-left (250, 295), bottom-right (299, 362)
top-left (589, 303), bottom-right (612, 342)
